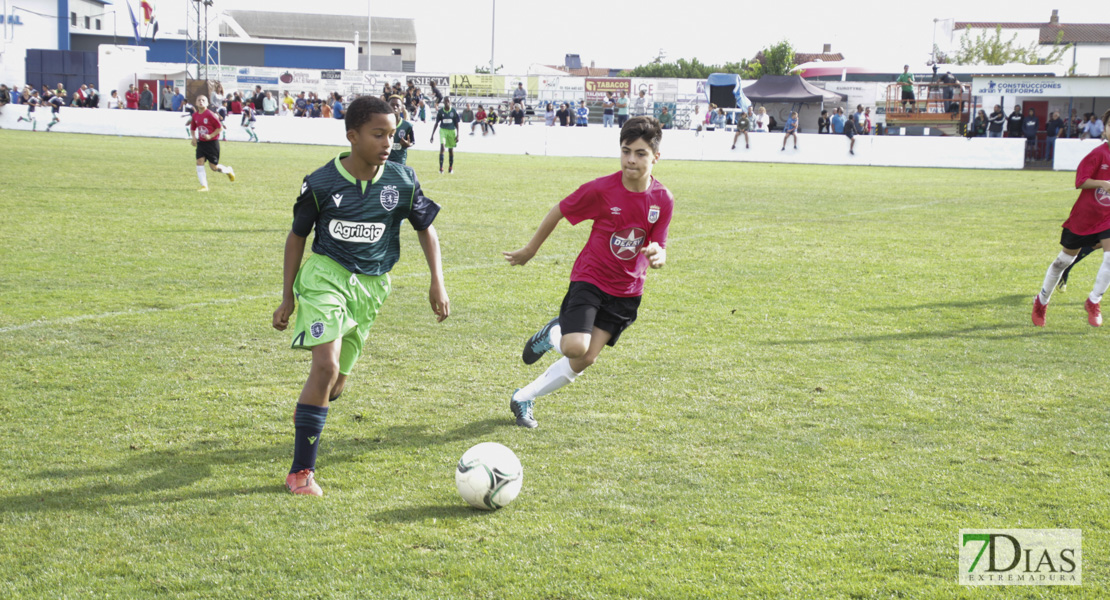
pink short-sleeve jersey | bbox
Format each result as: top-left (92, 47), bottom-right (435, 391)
top-left (559, 172), bottom-right (674, 297)
top-left (190, 109), bottom-right (222, 142)
top-left (1062, 142), bottom-right (1110, 236)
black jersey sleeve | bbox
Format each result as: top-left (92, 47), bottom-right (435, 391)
top-left (291, 177), bottom-right (319, 237)
top-left (407, 173), bottom-right (441, 231)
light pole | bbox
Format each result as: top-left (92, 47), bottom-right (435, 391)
top-left (489, 0), bottom-right (495, 74)
top-left (367, 0), bottom-right (372, 71)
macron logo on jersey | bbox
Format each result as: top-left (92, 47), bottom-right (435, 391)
top-left (329, 219), bottom-right (386, 243)
top-left (332, 193), bottom-right (343, 207)
top-left (610, 227), bottom-right (646, 260)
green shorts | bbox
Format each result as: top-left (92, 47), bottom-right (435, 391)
top-left (291, 254), bottom-right (391, 375)
top-left (439, 128), bottom-right (458, 149)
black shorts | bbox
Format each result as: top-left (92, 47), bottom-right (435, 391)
top-left (1060, 227), bottom-right (1110, 250)
top-left (901, 90), bottom-right (915, 100)
top-left (558, 281), bottom-right (641, 347)
top-left (196, 139), bottom-right (220, 165)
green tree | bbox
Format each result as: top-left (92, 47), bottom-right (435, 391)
top-left (953, 26), bottom-right (1070, 66)
top-left (622, 57), bottom-right (759, 80)
top-left (474, 64), bottom-right (503, 74)
top-left (753, 40), bottom-right (796, 76)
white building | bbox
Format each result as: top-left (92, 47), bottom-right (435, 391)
top-left (949, 9), bottom-right (1110, 76)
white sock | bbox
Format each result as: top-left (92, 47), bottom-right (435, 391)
top-left (514, 357), bottom-right (579, 402)
top-left (215, 164), bottom-right (230, 174)
top-left (1089, 251), bottom-right (1110, 304)
top-left (1038, 251), bottom-right (1076, 304)
top-left (196, 165), bottom-right (208, 187)
top-left (549, 324), bottom-right (563, 356)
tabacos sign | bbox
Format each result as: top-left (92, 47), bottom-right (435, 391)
top-left (585, 78), bottom-right (630, 102)
top-left (959, 529), bottom-right (1081, 586)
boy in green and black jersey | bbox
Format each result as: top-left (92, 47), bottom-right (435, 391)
top-left (272, 96), bottom-right (450, 497)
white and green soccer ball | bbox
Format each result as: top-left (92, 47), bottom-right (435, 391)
top-left (455, 442), bottom-right (524, 510)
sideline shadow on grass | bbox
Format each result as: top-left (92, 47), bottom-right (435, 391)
top-left (858, 294), bottom-right (1027, 312)
top-left (764, 322), bottom-right (1083, 346)
top-left (2, 419), bottom-right (504, 514)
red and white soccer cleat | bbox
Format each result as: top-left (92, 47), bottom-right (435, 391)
top-left (285, 469), bottom-right (322, 497)
top-left (1031, 296), bottom-right (1047, 327)
top-left (1085, 299), bottom-right (1102, 327)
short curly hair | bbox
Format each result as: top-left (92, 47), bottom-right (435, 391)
top-left (345, 95), bottom-right (393, 132)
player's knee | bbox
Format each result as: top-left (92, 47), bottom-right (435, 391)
top-left (311, 358), bottom-right (342, 384)
top-left (561, 340), bottom-right (589, 359)
top-left (1054, 255), bottom-right (1076, 269)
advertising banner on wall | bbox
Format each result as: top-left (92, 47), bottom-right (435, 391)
top-left (407, 74), bottom-right (450, 89)
top-left (451, 74), bottom-right (501, 96)
top-left (585, 78), bottom-right (630, 102)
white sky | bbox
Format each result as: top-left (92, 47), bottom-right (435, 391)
top-left (173, 0), bottom-right (1103, 74)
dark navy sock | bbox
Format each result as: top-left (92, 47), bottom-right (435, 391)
top-left (290, 404), bottom-right (328, 474)
top-left (439, 152), bottom-right (444, 169)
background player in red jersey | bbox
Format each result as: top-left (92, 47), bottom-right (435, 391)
top-left (1032, 108), bottom-right (1110, 327)
top-left (502, 116), bottom-right (673, 428)
top-left (189, 95), bottom-right (236, 192)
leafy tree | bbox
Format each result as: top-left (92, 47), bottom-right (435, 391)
top-left (622, 57), bottom-right (760, 80)
top-left (474, 64), bottom-right (503, 74)
top-left (753, 40), bottom-right (796, 76)
top-left (953, 26), bottom-right (1070, 66)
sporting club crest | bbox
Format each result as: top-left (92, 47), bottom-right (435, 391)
top-left (380, 185), bottom-right (400, 211)
top-left (648, 205), bottom-right (661, 224)
top-left (610, 227), bottom-right (646, 260)
top-left (310, 322), bottom-right (325, 339)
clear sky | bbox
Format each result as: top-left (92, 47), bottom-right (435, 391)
top-left (205, 0), bottom-right (1101, 74)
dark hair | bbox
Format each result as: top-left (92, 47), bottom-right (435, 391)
top-left (620, 116), bottom-right (663, 152)
top-left (345, 95), bottom-right (393, 132)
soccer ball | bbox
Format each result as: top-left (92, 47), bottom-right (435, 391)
top-left (455, 442), bottom-right (524, 510)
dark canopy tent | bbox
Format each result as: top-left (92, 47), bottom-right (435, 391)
top-left (742, 75), bottom-right (846, 104)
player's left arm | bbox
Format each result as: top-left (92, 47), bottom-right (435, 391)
top-left (417, 225), bottom-right (449, 322)
top-left (642, 202), bottom-right (673, 269)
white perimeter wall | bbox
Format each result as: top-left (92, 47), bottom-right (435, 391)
top-left (0, 107), bottom-right (1037, 170)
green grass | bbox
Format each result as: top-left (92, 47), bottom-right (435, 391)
top-left (0, 130), bottom-right (1106, 599)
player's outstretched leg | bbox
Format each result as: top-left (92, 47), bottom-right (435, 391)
top-left (1058, 246), bottom-right (1095, 292)
top-left (510, 357), bottom-right (581, 428)
top-left (438, 148), bottom-right (445, 174)
top-left (1033, 250), bottom-right (1078, 326)
top-left (522, 317), bottom-right (560, 365)
top-left (448, 149), bottom-right (454, 174)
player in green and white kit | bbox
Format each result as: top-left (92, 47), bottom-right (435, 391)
top-left (272, 96), bottom-right (450, 497)
top-left (430, 96), bottom-right (461, 174)
top-left (388, 95), bottom-right (415, 165)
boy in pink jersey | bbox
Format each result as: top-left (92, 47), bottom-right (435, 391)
top-left (1032, 108), bottom-right (1110, 327)
top-left (502, 116), bottom-right (673, 428)
top-left (189, 95), bottom-right (236, 192)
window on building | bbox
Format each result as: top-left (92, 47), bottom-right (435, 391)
top-left (392, 48), bottom-right (401, 56)
top-left (1101, 58), bottom-right (1110, 76)
top-left (71, 12), bottom-right (77, 26)
top-left (84, 16), bottom-right (90, 29)
top-left (358, 47), bottom-right (364, 54)
top-left (96, 19), bottom-right (101, 30)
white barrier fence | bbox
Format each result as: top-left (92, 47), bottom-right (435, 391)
top-left (3, 106), bottom-right (1099, 171)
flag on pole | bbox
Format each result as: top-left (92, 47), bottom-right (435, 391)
top-left (125, 1), bottom-right (141, 46)
top-left (141, 0), bottom-right (159, 41)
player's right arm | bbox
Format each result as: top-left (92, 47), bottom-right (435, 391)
top-left (273, 230), bottom-right (307, 330)
top-left (503, 204), bottom-right (564, 266)
top-left (274, 178), bottom-right (318, 330)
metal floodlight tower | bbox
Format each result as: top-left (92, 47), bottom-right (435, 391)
top-left (186, 0), bottom-right (221, 84)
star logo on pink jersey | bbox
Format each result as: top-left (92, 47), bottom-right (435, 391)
top-left (610, 227), bottom-right (646, 260)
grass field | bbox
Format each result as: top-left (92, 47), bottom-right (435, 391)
top-left (1, 129), bottom-right (1106, 599)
